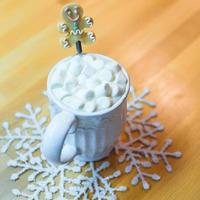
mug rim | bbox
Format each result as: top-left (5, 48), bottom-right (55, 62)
top-left (47, 53), bottom-right (130, 117)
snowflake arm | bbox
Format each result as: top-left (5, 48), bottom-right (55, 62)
top-left (127, 86), bottom-right (156, 111)
top-left (65, 161), bottom-right (127, 200)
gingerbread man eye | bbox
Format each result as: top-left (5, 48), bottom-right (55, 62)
top-left (65, 8), bottom-right (72, 15)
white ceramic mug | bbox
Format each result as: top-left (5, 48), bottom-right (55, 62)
top-left (41, 54), bottom-right (130, 164)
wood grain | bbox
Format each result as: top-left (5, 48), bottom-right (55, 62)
top-left (0, 0), bottom-right (200, 199)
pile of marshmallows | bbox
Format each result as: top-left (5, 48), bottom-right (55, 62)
top-left (50, 54), bottom-right (127, 112)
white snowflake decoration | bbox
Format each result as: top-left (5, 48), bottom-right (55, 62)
top-left (115, 87), bottom-right (182, 190)
top-left (0, 86), bottom-right (182, 199)
top-left (0, 104), bottom-right (126, 200)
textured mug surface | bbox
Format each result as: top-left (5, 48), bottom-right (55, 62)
top-left (41, 54), bottom-right (130, 163)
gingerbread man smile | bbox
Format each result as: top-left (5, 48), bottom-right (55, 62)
top-left (64, 6), bottom-right (80, 22)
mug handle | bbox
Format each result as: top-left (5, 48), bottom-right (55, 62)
top-left (41, 111), bottom-right (77, 163)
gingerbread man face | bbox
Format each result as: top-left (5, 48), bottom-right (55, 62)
top-left (62, 4), bottom-right (83, 25)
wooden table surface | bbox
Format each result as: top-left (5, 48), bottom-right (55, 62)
top-left (0, 0), bottom-right (200, 199)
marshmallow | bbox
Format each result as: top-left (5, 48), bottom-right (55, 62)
top-left (82, 54), bottom-right (95, 64)
top-left (52, 87), bottom-right (70, 100)
top-left (76, 89), bottom-right (95, 101)
top-left (98, 69), bottom-right (114, 82)
top-left (118, 83), bottom-right (126, 94)
top-left (95, 83), bottom-right (111, 97)
top-left (82, 64), bottom-right (96, 77)
top-left (50, 54), bottom-right (128, 112)
top-left (105, 62), bottom-right (120, 72)
top-left (68, 60), bottom-right (82, 76)
top-left (86, 78), bottom-right (101, 88)
top-left (116, 71), bottom-right (127, 84)
top-left (84, 100), bottom-right (96, 112)
top-left (59, 69), bottom-right (68, 81)
top-left (93, 59), bottom-right (104, 70)
top-left (96, 97), bottom-right (112, 110)
top-left (71, 55), bottom-right (82, 62)
top-left (50, 82), bottom-right (63, 90)
top-left (62, 96), bottom-right (83, 110)
top-left (112, 96), bottom-right (121, 104)
top-left (78, 74), bottom-right (87, 85)
top-left (51, 71), bottom-right (65, 86)
top-left (58, 60), bottom-right (72, 80)
top-left (111, 84), bottom-right (121, 97)
top-left (64, 77), bottom-right (78, 93)
top-left (55, 61), bottom-right (70, 80)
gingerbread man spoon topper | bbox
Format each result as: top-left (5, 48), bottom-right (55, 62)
top-left (58, 4), bottom-right (96, 54)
